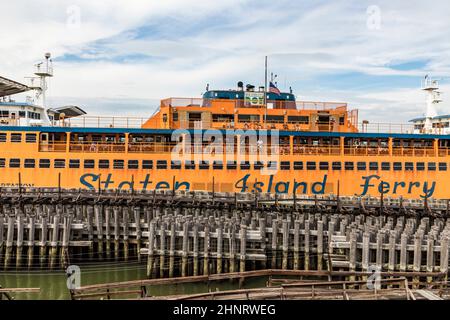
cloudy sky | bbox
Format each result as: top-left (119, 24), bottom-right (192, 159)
top-left (1, 0), bottom-right (449, 122)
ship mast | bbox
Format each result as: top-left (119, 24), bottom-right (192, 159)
top-left (264, 56), bottom-right (268, 128)
top-left (422, 75), bottom-right (442, 133)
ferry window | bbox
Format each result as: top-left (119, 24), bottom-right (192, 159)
top-left (264, 115), bottom-right (285, 123)
top-left (319, 162), bottom-right (329, 170)
top-left (268, 161), bottom-right (278, 170)
top-left (69, 160), bottom-right (80, 169)
top-left (0, 110), bottom-right (9, 117)
top-left (99, 160), bottom-right (109, 169)
top-left (84, 160), bottom-right (95, 169)
top-left (281, 161), bottom-right (291, 170)
top-left (113, 160), bottom-right (124, 169)
top-left (128, 160), bottom-right (139, 169)
top-left (156, 160), bottom-right (167, 169)
top-left (439, 163), bottom-right (447, 171)
top-left (39, 159), bottom-right (50, 168)
top-left (9, 158), bottom-right (20, 168)
top-left (213, 114), bottom-right (234, 122)
top-left (254, 161), bottom-right (264, 170)
top-left (287, 116), bottom-right (309, 124)
top-left (19, 111), bottom-right (26, 118)
top-left (369, 162), bottom-right (378, 171)
top-left (238, 114), bottom-right (259, 122)
top-left (416, 162), bottom-right (425, 171)
top-left (171, 160), bottom-right (182, 169)
top-left (293, 161), bottom-right (303, 170)
top-left (199, 161), bottom-right (210, 170)
top-left (213, 161), bottom-right (223, 170)
top-left (339, 116), bottom-right (345, 125)
top-left (54, 159), bottom-right (66, 169)
top-left (0, 133), bottom-right (6, 142)
top-left (240, 161), bottom-right (251, 170)
top-left (11, 133), bottom-right (22, 143)
top-left (428, 162), bottom-right (436, 171)
top-left (357, 162), bottom-right (366, 171)
top-left (24, 159), bottom-right (35, 168)
top-left (393, 162), bottom-right (402, 171)
top-left (172, 113), bottom-right (178, 122)
top-left (25, 133), bottom-right (37, 143)
top-left (345, 162), bottom-right (354, 170)
top-left (227, 161), bottom-right (237, 170)
top-left (332, 162), bottom-right (342, 170)
top-left (405, 162), bottom-right (414, 171)
top-left (306, 162), bottom-right (316, 170)
top-left (0, 158), bottom-right (5, 168)
top-left (381, 162), bottom-right (390, 171)
top-left (142, 160), bottom-right (153, 169)
top-left (185, 161), bottom-right (196, 170)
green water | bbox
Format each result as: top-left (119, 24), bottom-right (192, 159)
top-left (0, 262), bottom-right (268, 300)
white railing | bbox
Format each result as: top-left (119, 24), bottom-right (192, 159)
top-left (55, 116), bottom-right (148, 129)
top-left (357, 122), bottom-right (415, 134)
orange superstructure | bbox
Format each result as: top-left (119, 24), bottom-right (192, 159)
top-left (0, 82), bottom-right (449, 200)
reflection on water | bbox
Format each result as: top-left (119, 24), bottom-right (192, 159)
top-left (0, 262), bottom-right (267, 300)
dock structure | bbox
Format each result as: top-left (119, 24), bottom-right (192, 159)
top-left (0, 187), bottom-right (449, 283)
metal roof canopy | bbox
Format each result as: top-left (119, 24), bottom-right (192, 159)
top-left (0, 75), bottom-right (30, 98)
top-left (49, 106), bottom-right (87, 119)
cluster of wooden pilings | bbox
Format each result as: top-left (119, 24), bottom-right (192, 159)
top-left (0, 188), bottom-right (449, 282)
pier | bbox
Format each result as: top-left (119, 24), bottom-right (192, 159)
top-left (0, 187), bottom-right (449, 283)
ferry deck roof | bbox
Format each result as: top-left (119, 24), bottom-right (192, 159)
top-left (0, 76), bottom-right (30, 98)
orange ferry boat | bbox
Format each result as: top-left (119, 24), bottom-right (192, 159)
top-left (0, 54), bottom-right (448, 199)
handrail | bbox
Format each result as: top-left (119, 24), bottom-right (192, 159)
top-left (37, 140), bottom-right (450, 156)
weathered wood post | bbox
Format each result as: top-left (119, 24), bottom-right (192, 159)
top-left (94, 205), bottom-right (104, 258)
top-left (217, 220), bottom-right (223, 274)
top-left (426, 233), bottom-right (435, 285)
top-left (16, 211), bottom-right (24, 269)
top-left (293, 220), bottom-right (300, 270)
top-left (181, 220), bottom-right (189, 277)
top-left (259, 218), bottom-right (266, 269)
top-left (239, 225), bottom-right (247, 273)
top-left (0, 213), bottom-right (4, 267)
top-left (50, 210), bottom-right (60, 270)
top-left (4, 213), bottom-right (14, 269)
top-left (193, 222), bottom-right (199, 276)
top-left (123, 207), bottom-right (130, 261)
top-left (134, 207), bottom-right (141, 262)
top-left (317, 220), bottom-right (324, 271)
top-left (87, 206), bottom-right (94, 258)
top-left (400, 233), bottom-right (408, 272)
top-left (282, 220), bottom-right (289, 270)
top-left (169, 221), bottom-right (176, 278)
top-left (229, 222), bottom-right (236, 273)
top-left (146, 221), bottom-right (155, 278)
top-left (362, 232), bottom-right (370, 284)
top-left (203, 224), bottom-right (210, 276)
top-left (349, 230), bottom-right (357, 283)
top-left (304, 220), bottom-right (310, 270)
top-left (39, 209), bottom-right (48, 268)
top-left (113, 207), bottom-right (120, 258)
top-left (105, 206), bottom-right (111, 256)
top-left (413, 232), bottom-right (423, 288)
top-left (61, 213), bottom-right (72, 268)
top-left (159, 221), bottom-right (166, 278)
top-left (27, 212), bottom-right (36, 269)
top-left (271, 219), bottom-right (277, 268)
top-left (440, 236), bottom-right (449, 285)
